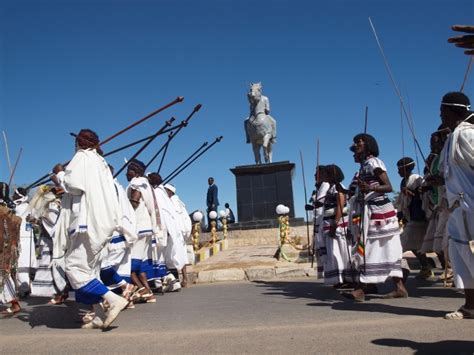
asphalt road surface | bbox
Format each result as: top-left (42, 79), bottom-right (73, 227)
top-left (1, 277), bottom-right (473, 354)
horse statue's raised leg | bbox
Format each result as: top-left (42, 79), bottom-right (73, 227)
top-left (252, 141), bottom-right (261, 164)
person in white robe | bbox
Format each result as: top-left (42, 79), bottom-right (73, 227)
top-left (12, 188), bottom-right (36, 297)
top-left (28, 186), bottom-right (66, 302)
top-left (438, 92), bottom-right (474, 320)
top-left (147, 173), bottom-right (183, 288)
top-left (305, 165), bottom-right (330, 279)
top-left (126, 160), bottom-right (163, 303)
top-left (100, 167), bottom-right (138, 301)
top-left (164, 183), bottom-right (192, 286)
top-left (52, 129), bottom-right (128, 329)
top-left (395, 157), bottom-right (432, 279)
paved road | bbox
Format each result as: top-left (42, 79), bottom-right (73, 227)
top-left (1, 277), bottom-right (473, 354)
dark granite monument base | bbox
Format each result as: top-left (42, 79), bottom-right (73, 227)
top-left (230, 161), bottom-right (297, 226)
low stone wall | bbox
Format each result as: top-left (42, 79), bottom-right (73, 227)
top-left (226, 224), bottom-right (314, 247)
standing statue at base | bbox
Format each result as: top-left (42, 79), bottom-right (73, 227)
top-left (244, 82), bottom-right (277, 164)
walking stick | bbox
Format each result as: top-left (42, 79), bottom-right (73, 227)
top-left (26, 97), bottom-right (183, 190)
top-left (100, 96), bottom-right (183, 146)
top-left (8, 148), bottom-right (23, 186)
top-left (2, 131), bottom-right (13, 182)
top-left (368, 17), bottom-right (426, 164)
top-left (163, 136), bottom-right (223, 184)
top-left (161, 141), bottom-right (208, 182)
top-left (113, 118), bottom-right (176, 178)
top-left (299, 150), bottom-right (312, 263)
top-left (146, 104), bottom-right (202, 171)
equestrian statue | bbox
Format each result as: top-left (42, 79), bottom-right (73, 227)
top-left (244, 82), bottom-right (277, 164)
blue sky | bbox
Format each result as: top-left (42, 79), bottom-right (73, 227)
top-left (1, 0), bottom-right (473, 219)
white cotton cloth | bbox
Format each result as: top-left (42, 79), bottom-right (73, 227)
top-left (128, 176), bottom-right (163, 244)
top-left (440, 121), bottom-right (474, 211)
top-left (14, 199), bottom-right (36, 292)
top-left (441, 121), bottom-right (474, 289)
top-left (57, 148), bottom-right (122, 290)
top-left (58, 149), bottom-right (122, 255)
top-left (170, 194), bottom-right (192, 241)
top-left (448, 208), bottom-right (474, 289)
top-left (154, 186), bottom-right (188, 269)
top-left (115, 180), bottom-right (137, 245)
top-left (395, 174), bottom-right (424, 221)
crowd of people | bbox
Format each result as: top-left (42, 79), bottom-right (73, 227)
top-left (0, 25), bottom-right (473, 329)
top-left (0, 132), bottom-right (196, 328)
top-left (307, 90), bottom-right (473, 319)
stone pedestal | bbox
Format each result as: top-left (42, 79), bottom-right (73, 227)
top-left (230, 161), bottom-right (300, 229)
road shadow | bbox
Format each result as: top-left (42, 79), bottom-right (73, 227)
top-left (254, 278), bottom-right (462, 318)
top-left (15, 295), bottom-right (89, 329)
top-left (307, 300), bottom-right (448, 318)
top-left (253, 280), bottom-right (339, 302)
top-left (372, 338), bottom-right (474, 354)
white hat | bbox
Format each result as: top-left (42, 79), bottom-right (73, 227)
top-left (164, 183), bottom-right (176, 194)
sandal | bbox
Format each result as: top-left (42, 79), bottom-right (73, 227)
top-left (130, 287), bottom-right (145, 302)
top-left (122, 284), bottom-right (138, 301)
top-left (444, 306), bottom-right (474, 320)
top-left (82, 311), bottom-right (95, 324)
top-left (1, 306), bottom-right (20, 317)
top-left (48, 294), bottom-right (68, 305)
top-left (145, 296), bottom-right (156, 303)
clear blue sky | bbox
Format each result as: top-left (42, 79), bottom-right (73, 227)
top-left (1, 0), bottom-right (473, 219)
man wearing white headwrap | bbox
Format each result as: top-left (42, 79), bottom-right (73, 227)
top-left (12, 188), bottom-right (36, 296)
top-left (164, 183), bottom-right (192, 286)
top-left (439, 92), bottom-right (474, 320)
top-left (147, 175), bottom-right (186, 276)
top-left (52, 129), bottom-right (128, 329)
top-left (125, 159), bottom-right (161, 304)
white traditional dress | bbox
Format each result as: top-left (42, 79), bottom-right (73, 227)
top-left (30, 199), bottom-right (60, 297)
top-left (127, 176), bottom-right (160, 281)
top-left (57, 148), bottom-right (122, 304)
top-left (100, 180), bottom-right (137, 289)
top-left (350, 156), bottom-right (403, 284)
top-left (440, 120), bottom-right (474, 289)
top-left (14, 195), bottom-right (36, 294)
top-left (314, 181), bottom-right (330, 277)
top-left (397, 173), bottom-right (428, 252)
top-left (153, 186), bottom-right (186, 270)
top-left (321, 184), bottom-right (353, 285)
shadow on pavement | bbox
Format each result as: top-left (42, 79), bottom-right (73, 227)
top-left (15, 296), bottom-right (88, 329)
top-left (372, 338), bottom-right (474, 354)
top-left (308, 300), bottom-right (448, 318)
top-left (253, 279), bottom-right (462, 318)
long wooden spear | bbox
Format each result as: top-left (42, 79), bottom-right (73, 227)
top-left (299, 150), bottom-right (312, 263)
top-left (8, 148), bottom-right (23, 186)
top-left (368, 17), bottom-right (426, 163)
top-left (161, 141), bottom-right (208, 182)
top-left (100, 96), bottom-right (183, 146)
top-left (146, 104), bottom-right (202, 171)
top-left (2, 131), bottom-right (13, 180)
top-left (113, 117), bottom-right (176, 179)
top-left (460, 56), bottom-right (473, 92)
top-left (26, 97), bottom-right (183, 190)
top-left (163, 137), bottom-right (223, 184)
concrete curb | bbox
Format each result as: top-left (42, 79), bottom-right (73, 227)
top-left (193, 263), bottom-right (316, 284)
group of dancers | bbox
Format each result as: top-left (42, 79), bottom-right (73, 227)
top-left (308, 91), bottom-right (473, 320)
top-left (1, 129), bottom-right (193, 328)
